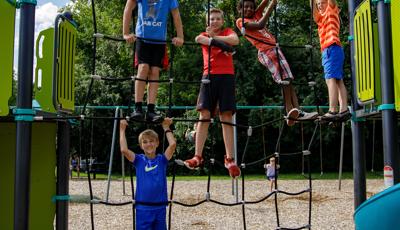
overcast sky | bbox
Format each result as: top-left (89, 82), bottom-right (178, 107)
top-left (14, 0), bottom-right (71, 71)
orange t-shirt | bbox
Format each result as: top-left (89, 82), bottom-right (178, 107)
top-left (316, 3), bottom-right (341, 51)
top-left (200, 28), bottom-right (235, 75)
top-left (236, 10), bottom-right (276, 51)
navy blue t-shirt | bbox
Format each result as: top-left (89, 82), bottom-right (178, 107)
top-left (133, 153), bottom-right (168, 210)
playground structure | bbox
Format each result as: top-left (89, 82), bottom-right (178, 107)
top-left (0, 0), bottom-right (75, 229)
top-left (0, 0), bottom-right (399, 229)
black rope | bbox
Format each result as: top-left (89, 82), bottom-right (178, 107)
top-left (93, 33), bottom-right (197, 45)
top-left (81, 120), bottom-right (95, 230)
top-left (81, 0), bottom-right (99, 116)
top-left (168, 161), bottom-right (177, 230)
top-left (241, 167), bottom-right (247, 230)
top-left (129, 162), bottom-right (135, 230)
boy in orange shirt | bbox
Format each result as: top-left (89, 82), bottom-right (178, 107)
top-left (236, 0), bottom-right (318, 126)
top-left (312, 0), bottom-right (350, 120)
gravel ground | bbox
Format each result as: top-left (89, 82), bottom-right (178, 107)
top-left (68, 179), bottom-right (384, 230)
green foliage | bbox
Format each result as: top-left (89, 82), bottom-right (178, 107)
top-left (68, 0), bottom-right (355, 174)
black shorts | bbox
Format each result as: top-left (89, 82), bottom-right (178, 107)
top-left (196, 75), bottom-right (236, 115)
top-left (136, 39), bottom-right (166, 68)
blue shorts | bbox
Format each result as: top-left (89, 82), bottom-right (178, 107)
top-left (322, 44), bottom-right (344, 80)
top-left (136, 208), bottom-right (167, 230)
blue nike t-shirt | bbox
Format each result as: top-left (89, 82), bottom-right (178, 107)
top-left (133, 153), bottom-right (168, 210)
top-left (136, 0), bottom-right (179, 42)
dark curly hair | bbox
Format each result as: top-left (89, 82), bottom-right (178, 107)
top-left (236, 0), bottom-right (256, 12)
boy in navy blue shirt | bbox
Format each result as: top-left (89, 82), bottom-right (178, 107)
top-left (120, 118), bottom-right (176, 230)
top-left (123, 0), bottom-right (184, 122)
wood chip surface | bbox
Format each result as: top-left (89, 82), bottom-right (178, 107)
top-left (68, 179), bottom-right (384, 230)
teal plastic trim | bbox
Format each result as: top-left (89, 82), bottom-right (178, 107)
top-left (67, 119), bottom-right (79, 126)
top-left (13, 109), bottom-right (36, 122)
top-left (17, 0), bottom-right (37, 5)
top-left (378, 104), bottom-right (395, 111)
top-left (51, 195), bottom-right (70, 203)
top-left (384, 0), bottom-right (390, 3)
top-left (75, 105), bottom-right (330, 111)
top-left (371, 0), bottom-right (380, 3)
top-left (352, 115), bottom-right (366, 122)
top-left (13, 108), bottom-right (36, 115)
top-left (348, 35), bottom-right (354, 41)
top-left (14, 115), bottom-right (34, 121)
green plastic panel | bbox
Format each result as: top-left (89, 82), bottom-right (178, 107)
top-left (392, 0), bottom-right (400, 111)
top-left (373, 23), bottom-right (382, 106)
top-left (0, 0), bottom-right (16, 116)
top-left (35, 28), bottom-right (56, 113)
top-left (56, 20), bottom-right (76, 113)
top-left (354, 0), bottom-right (376, 103)
top-left (0, 122), bottom-right (57, 229)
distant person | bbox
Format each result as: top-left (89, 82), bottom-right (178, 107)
top-left (184, 8), bottom-right (241, 178)
top-left (185, 122), bottom-right (197, 143)
top-left (120, 118), bottom-right (176, 230)
top-left (311, 0), bottom-right (350, 121)
top-left (123, 0), bottom-right (184, 122)
top-left (264, 157), bottom-right (279, 191)
top-left (236, 0), bottom-right (318, 126)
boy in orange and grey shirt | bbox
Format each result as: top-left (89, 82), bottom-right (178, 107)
top-left (312, 0), bottom-right (350, 120)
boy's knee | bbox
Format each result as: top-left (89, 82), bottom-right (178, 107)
top-left (219, 112), bottom-right (233, 121)
top-left (199, 110), bottom-right (211, 119)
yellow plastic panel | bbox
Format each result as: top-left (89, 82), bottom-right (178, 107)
top-left (392, 0), bottom-right (400, 111)
top-left (354, 0), bottom-right (376, 102)
top-left (0, 1), bottom-right (15, 116)
top-left (56, 20), bottom-right (76, 113)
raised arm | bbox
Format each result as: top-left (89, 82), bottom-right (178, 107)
top-left (171, 8), bottom-right (184, 46)
top-left (244, 0), bottom-right (277, 30)
top-left (120, 120), bottom-right (135, 162)
top-left (310, 0), bottom-right (320, 22)
top-left (162, 118), bottom-right (177, 160)
top-left (256, 0), bottom-right (270, 13)
top-left (123, 0), bottom-right (137, 43)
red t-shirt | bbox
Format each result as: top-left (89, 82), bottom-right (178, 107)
top-left (236, 11), bottom-right (276, 51)
top-left (200, 28), bottom-right (235, 76)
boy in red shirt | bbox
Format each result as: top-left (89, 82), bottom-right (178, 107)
top-left (312, 0), bottom-right (350, 120)
top-left (184, 8), bottom-right (241, 178)
top-left (236, 0), bottom-right (318, 126)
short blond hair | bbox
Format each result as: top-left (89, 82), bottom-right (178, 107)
top-left (206, 8), bottom-right (225, 23)
top-left (138, 129), bottom-right (159, 144)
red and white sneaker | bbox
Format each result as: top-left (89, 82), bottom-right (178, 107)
top-left (184, 155), bottom-right (204, 169)
top-left (224, 155), bottom-right (241, 178)
top-left (286, 108), bottom-right (300, 126)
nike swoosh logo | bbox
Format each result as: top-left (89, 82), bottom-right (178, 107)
top-left (145, 165), bottom-right (158, 172)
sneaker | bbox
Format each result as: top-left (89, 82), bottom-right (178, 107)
top-left (131, 110), bottom-right (144, 120)
top-left (337, 110), bottom-right (351, 121)
top-left (286, 108), bottom-right (300, 126)
top-left (146, 111), bottom-right (163, 122)
top-left (298, 111), bottom-right (319, 120)
top-left (277, 79), bottom-right (290, 85)
top-left (184, 155), bottom-right (204, 169)
top-left (224, 155), bottom-right (241, 178)
top-left (320, 111), bottom-right (338, 121)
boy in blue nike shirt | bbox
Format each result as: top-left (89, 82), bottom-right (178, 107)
top-left (123, 0), bottom-right (184, 122)
top-left (120, 118), bottom-right (176, 230)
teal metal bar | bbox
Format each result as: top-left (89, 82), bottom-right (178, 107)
top-left (75, 105), bottom-right (329, 111)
